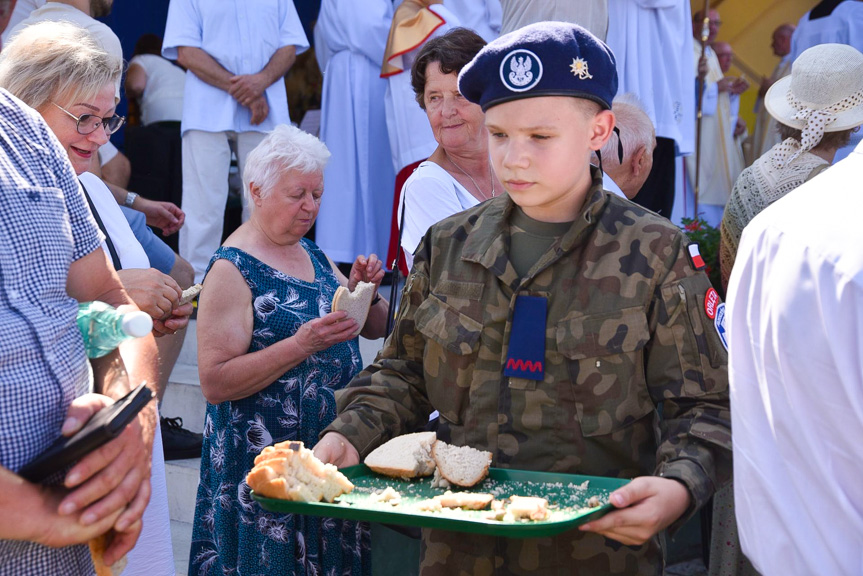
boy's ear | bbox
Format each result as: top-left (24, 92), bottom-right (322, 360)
top-left (589, 109), bottom-right (615, 151)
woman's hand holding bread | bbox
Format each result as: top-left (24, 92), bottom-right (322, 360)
top-left (348, 254), bottom-right (384, 294)
top-left (293, 311), bottom-right (359, 356)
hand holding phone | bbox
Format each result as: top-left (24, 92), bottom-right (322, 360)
top-left (19, 383), bottom-right (153, 484)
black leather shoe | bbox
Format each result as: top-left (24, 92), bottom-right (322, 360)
top-left (161, 416), bottom-right (203, 460)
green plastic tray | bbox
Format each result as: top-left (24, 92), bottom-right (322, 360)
top-left (252, 465), bottom-right (629, 538)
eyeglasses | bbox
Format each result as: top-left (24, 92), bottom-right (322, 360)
top-left (51, 102), bottom-right (126, 135)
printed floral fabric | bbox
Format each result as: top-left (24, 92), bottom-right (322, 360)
top-left (189, 239), bottom-right (370, 576)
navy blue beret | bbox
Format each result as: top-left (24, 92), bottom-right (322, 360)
top-left (458, 22), bottom-right (618, 112)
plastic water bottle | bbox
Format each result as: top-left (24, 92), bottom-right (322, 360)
top-left (77, 301), bottom-right (153, 358)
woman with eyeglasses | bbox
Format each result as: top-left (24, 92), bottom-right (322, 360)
top-left (0, 20), bottom-right (187, 576)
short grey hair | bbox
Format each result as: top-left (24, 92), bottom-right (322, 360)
top-left (0, 21), bottom-right (122, 110)
top-left (243, 124), bottom-right (331, 205)
top-left (600, 93), bottom-right (655, 167)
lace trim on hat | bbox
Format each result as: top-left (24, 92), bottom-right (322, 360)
top-left (776, 87), bottom-right (863, 166)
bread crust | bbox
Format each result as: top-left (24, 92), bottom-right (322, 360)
top-left (364, 431), bottom-right (437, 479)
top-left (89, 533), bottom-right (127, 576)
top-left (247, 441), bottom-right (354, 503)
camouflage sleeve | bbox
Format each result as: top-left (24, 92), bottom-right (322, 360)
top-left (321, 238), bottom-right (435, 458)
top-left (646, 231), bottom-right (732, 532)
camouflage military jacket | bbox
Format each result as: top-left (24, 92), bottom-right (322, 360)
top-left (326, 174), bottom-right (732, 575)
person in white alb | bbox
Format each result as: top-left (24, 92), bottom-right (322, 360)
top-left (162, 0), bottom-right (308, 282)
top-left (445, 0), bottom-right (501, 42)
top-left (314, 0), bottom-right (396, 265)
top-left (683, 9), bottom-right (746, 227)
top-left (726, 57), bottom-right (863, 576)
top-left (499, 0), bottom-right (606, 40)
top-left (605, 0), bottom-right (693, 218)
top-left (751, 24), bottom-right (794, 162)
top-left (382, 0), bottom-right (462, 175)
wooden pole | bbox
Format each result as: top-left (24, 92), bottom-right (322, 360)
top-left (694, 0), bottom-right (711, 219)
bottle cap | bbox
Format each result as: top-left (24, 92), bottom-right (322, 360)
top-left (121, 311), bottom-right (153, 338)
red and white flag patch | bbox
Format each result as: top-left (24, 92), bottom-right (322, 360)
top-left (688, 243), bottom-right (706, 270)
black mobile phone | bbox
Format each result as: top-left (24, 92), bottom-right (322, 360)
top-left (18, 382), bottom-right (153, 483)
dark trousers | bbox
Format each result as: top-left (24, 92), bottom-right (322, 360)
top-left (631, 136), bottom-right (676, 218)
top-left (125, 121), bottom-right (183, 251)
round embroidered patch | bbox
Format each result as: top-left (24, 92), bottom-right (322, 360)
top-left (704, 287), bottom-right (719, 320)
top-left (714, 302), bottom-right (728, 351)
top-left (499, 49), bottom-right (543, 93)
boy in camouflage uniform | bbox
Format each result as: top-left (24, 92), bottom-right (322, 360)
top-left (316, 22), bottom-right (731, 575)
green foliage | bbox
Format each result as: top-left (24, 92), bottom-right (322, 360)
top-left (680, 216), bottom-right (722, 295)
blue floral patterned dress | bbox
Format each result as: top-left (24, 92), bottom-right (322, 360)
top-left (189, 240), bottom-right (371, 576)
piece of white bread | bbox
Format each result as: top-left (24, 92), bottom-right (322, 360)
top-left (246, 441), bottom-right (354, 503)
top-left (332, 281), bottom-right (376, 336)
top-left (89, 533), bottom-right (127, 576)
top-left (364, 431), bottom-right (437, 480)
top-left (507, 495), bottom-right (549, 521)
top-left (438, 490), bottom-right (494, 510)
top-left (431, 440), bottom-right (492, 488)
top-left (178, 283), bottom-right (203, 306)
top-left (417, 490), bottom-right (494, 511)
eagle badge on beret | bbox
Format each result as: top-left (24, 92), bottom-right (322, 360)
top-left (570, 57), bottom-right (593, 80)
top-left (500, 49), bottom-right (543, 92)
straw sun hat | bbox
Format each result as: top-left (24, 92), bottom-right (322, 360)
top-left (765, 43), bottom-right (863, 163)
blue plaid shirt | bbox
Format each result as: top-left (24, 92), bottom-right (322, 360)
top-left (0, 89), bottom-right (102, 573)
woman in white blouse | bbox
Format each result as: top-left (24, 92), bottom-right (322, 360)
top-left (398, 27), bottom-right (502, 269)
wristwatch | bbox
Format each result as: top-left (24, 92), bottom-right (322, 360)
top-left (124, 191), bottom-right (138, 207)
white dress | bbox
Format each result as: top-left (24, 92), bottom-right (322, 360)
top-left (315, 0), bottom-right (397, 263)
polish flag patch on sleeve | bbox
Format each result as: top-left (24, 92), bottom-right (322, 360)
top-left (688, 243), bottom-right (706, 270)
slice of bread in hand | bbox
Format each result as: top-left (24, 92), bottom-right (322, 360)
top-left (431, 440), bottom-right (492, 488)
top-left (364, 431), bottom-right (437, 480)
top-left (332, 281), bottom-right (376, 336)
top-left (178, 283), bottom-right (203, 306)
top-left (89, 533), bottom-right (127, 576)
top-left (247, 440), bottom-right (354, 503)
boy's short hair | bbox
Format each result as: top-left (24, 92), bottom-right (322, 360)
top-left (458, 22), bottom-right (617, 112)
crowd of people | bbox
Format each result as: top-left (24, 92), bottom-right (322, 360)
top-left (1, 0), bottom-right (862, 575)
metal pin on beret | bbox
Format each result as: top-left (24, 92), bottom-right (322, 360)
top-left (458, 22), bottom-right (618, 112)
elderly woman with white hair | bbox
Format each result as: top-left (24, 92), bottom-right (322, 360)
top-left (192, 124), bottom-right (385, 575)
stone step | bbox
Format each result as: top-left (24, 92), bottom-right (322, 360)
top-left (166, 457), bottom-right (200, 525)
top-left (177, 318), bottom-right (198, 367)
top-left (162, 362), bottom-right (206, 434)
top-left (171, 520), bottom-right (192, 576)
